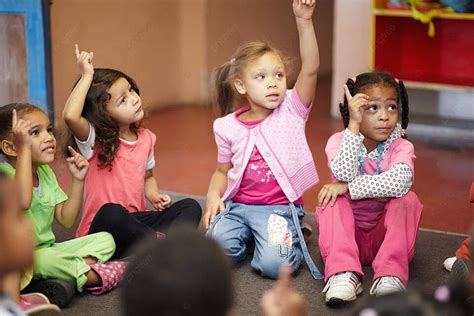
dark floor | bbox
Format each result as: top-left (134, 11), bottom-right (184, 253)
top-left (52, 78), bottom-right (473, 234)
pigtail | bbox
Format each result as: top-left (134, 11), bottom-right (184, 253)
top-left (339, 78), bottom-right (355, 128)
top-left (212, 62), bottom-right (234, 116)
top-left (398, 80), bottom-right (409, 137)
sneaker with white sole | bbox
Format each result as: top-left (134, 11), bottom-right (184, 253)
top-left (369, 276), bottom-right (406, 296)
top-left (443, 256), bottom-right (457, 272)
top-left (322, 272), bottom-right (362, 306)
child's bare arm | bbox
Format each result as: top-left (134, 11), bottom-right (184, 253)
top-left (55, 147), bottom-right (89, 228)
top-left (144, 170), bottom-right (172, 211)
top-left (293, 0), bottom-right (319, 108)
top-left (203, 162), bottom-right (232, 229)
top-left (62, 44), bottom-right (94, 141)
top-left (9, 110), bottom-right (33, 210)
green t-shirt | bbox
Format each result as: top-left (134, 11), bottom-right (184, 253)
top-left (0, 163), bottom-right (68, 248)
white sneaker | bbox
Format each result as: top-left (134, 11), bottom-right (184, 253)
top-left (443, 256), bottom-right (456, 272)
top-left (369, 276), bottom-right (406, 296)
top-left (322, 272), bottom-right (362, 305)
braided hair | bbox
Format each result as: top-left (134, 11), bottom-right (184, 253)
top-left (339, 72), bottom-right (409, 138)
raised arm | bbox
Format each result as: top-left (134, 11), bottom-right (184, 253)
top-left (293, 0), bottom-right (319, 107)
top-left (62, 44), bottom-right (94, 141)
top-left (55, 146), bottom-right (89, 228)
top-left (10, 110), bottom-right (33, 210)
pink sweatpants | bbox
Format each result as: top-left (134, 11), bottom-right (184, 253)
top-left (315, 191), bottom-right (423, 285)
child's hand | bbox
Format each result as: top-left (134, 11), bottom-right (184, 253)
top-left (261, 265), bottom-right (306, 316)
top-left (317, 182), bottom-right (348, 209)
top-left (11, 109), bottom-right (32, 150)
top-left (151, 193), bottom-right (172, 211)
top-left (202, 194), bottom-right (225, 230)
top-left (293, 0), bottom-right (316, 21)
top-left (75, 44), bottom-right (94, 76)
top-left (344, 84), bottom-right (368, 126)
top-left (66, 146), bottom-right (89, 181)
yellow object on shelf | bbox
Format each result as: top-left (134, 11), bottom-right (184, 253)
top-left (409, 1), bottom-right (455, 37)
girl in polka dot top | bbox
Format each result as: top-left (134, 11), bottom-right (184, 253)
top-left (316, 72), bottom-right (423, 306)
top-left (203, 0), bottom-right (323, 281)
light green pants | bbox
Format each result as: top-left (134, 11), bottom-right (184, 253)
top-left (33, 232), bottom-right (115, 292)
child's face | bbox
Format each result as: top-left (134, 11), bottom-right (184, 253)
top-left (359, 84), bottom-right (399, 148)
top-left (0, 178), bottom-right (34, 274)
top-left (234, 52), bottom-right (287, 113)
top-left (21, 110), bottom-right (56, 167)
top-left (105, 77), bottom-right (144, 127)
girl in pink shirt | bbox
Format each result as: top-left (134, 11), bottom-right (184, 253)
top-left (62, 46), bottom-right (202, 259)
top-left (204, 0), bottom-right (323, 280)
top-left (316, 72), bottom-right (423, 306)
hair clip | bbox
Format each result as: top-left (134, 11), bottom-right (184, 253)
top-left (351, 77), bottom-right (357, 82)
top-left (229, 58), bottom-right (236, 65)
top-left (395, 78), bottom-right (400, 83)
top-left (401, 129), bottom-right (407, 137)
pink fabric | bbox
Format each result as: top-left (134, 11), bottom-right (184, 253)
top-left (76, 129), bottom-right (156, 237)
top-left (315, 192), bottom-right (423, 285)
top-left (213, 89), bottom-right (318, 202)
top-left (325, 131), bottom-right (416, 229)
top-left (233, 146), bottom-right (303, 205)
top-left (87, 261), bottom-right (128, 295)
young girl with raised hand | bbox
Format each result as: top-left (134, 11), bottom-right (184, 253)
top-left (204, 0), bottom-right (323, 280)
top-left (316, 72), bottom-right (423, 306)
top-left (63, 45), bottom-right (202, 258)
top-left (0, 103), bottom-right (126, 305)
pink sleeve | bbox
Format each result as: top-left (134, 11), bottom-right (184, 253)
top-left (324, 132), bottom-right (344, 166)
top-left (389, 139), bottom-right (416, 172)
top-left (213, 120), bottom-right (232, 164)
top-left (285, 89), bottom-right (313, 121)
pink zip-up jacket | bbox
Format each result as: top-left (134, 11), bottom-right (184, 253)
top-left (214, 89), bottom-right (319, 202)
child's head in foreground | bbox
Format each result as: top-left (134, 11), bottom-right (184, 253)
top-left (122, 228), bottom-right (234, 316)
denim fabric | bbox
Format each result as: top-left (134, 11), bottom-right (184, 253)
top-left (207, 201), bottom-right (323, 280)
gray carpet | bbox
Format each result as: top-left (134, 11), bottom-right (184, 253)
top-left (49, 192), bottom-right (465, 316)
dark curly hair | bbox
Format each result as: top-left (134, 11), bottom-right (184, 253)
top-left (0, 103), bottom-right (43, 158)
top-left (339, 72), bottom-right (409, 138)
top-left (64, 69), bottom-right (142, 170)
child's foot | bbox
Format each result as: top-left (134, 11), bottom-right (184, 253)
top-left (22, 279), bottom-right (75, 308)
top-left (301, 222), bottom-right (313, 244)
top-left (443, 256), bottom-right (457, 272)
top-left (322, 272), bottom-right (362, 306)
top-left (369, 276), bottom-right (406, 297)
top-left (86, 261), bottom-right (128, 295)
top-left (19, 293), bottom-right (60, 315)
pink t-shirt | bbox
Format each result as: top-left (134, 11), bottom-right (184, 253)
top-left (233, 117), bottom-right (303, 205)
top-left (75, 128), bottom-right (156, 237)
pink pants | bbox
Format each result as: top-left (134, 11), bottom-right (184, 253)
top-left (315, 191), bottom-right (423, 285)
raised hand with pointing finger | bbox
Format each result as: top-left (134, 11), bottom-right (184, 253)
top-left (344, 84), bottom-right (369, 133)
top-left (75, 44), bottom-right (94, 76)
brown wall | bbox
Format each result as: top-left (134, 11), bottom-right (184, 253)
top-left (50, 0), bottom-right (333, 122)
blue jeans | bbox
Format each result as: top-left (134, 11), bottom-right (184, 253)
top-left (207, 201), bottom-right (323, 279)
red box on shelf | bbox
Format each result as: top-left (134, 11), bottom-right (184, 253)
top-left (373, 16), bottom-right (474, 87)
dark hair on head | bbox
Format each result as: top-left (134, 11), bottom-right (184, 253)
top-left (0, 103), bottom-right (43, 156)
top-left (122, 228), bottom-right (234, 316)
top-left (0, 171), bottom-right (9, 215)
top-left (211, 41), bottom-right (288, 116)
top-left (339, 72), bottom-right (409, 138)
top-left (64, 68), bottom-right (141, 170)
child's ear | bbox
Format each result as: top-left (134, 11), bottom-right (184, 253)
top-left (1, 140), bottom-right (17, 158)
top-left (233, 78), bottom-right (246, 95)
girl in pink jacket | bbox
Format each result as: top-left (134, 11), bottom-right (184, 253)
top-left (204, 0), bottom-right (322, 280)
